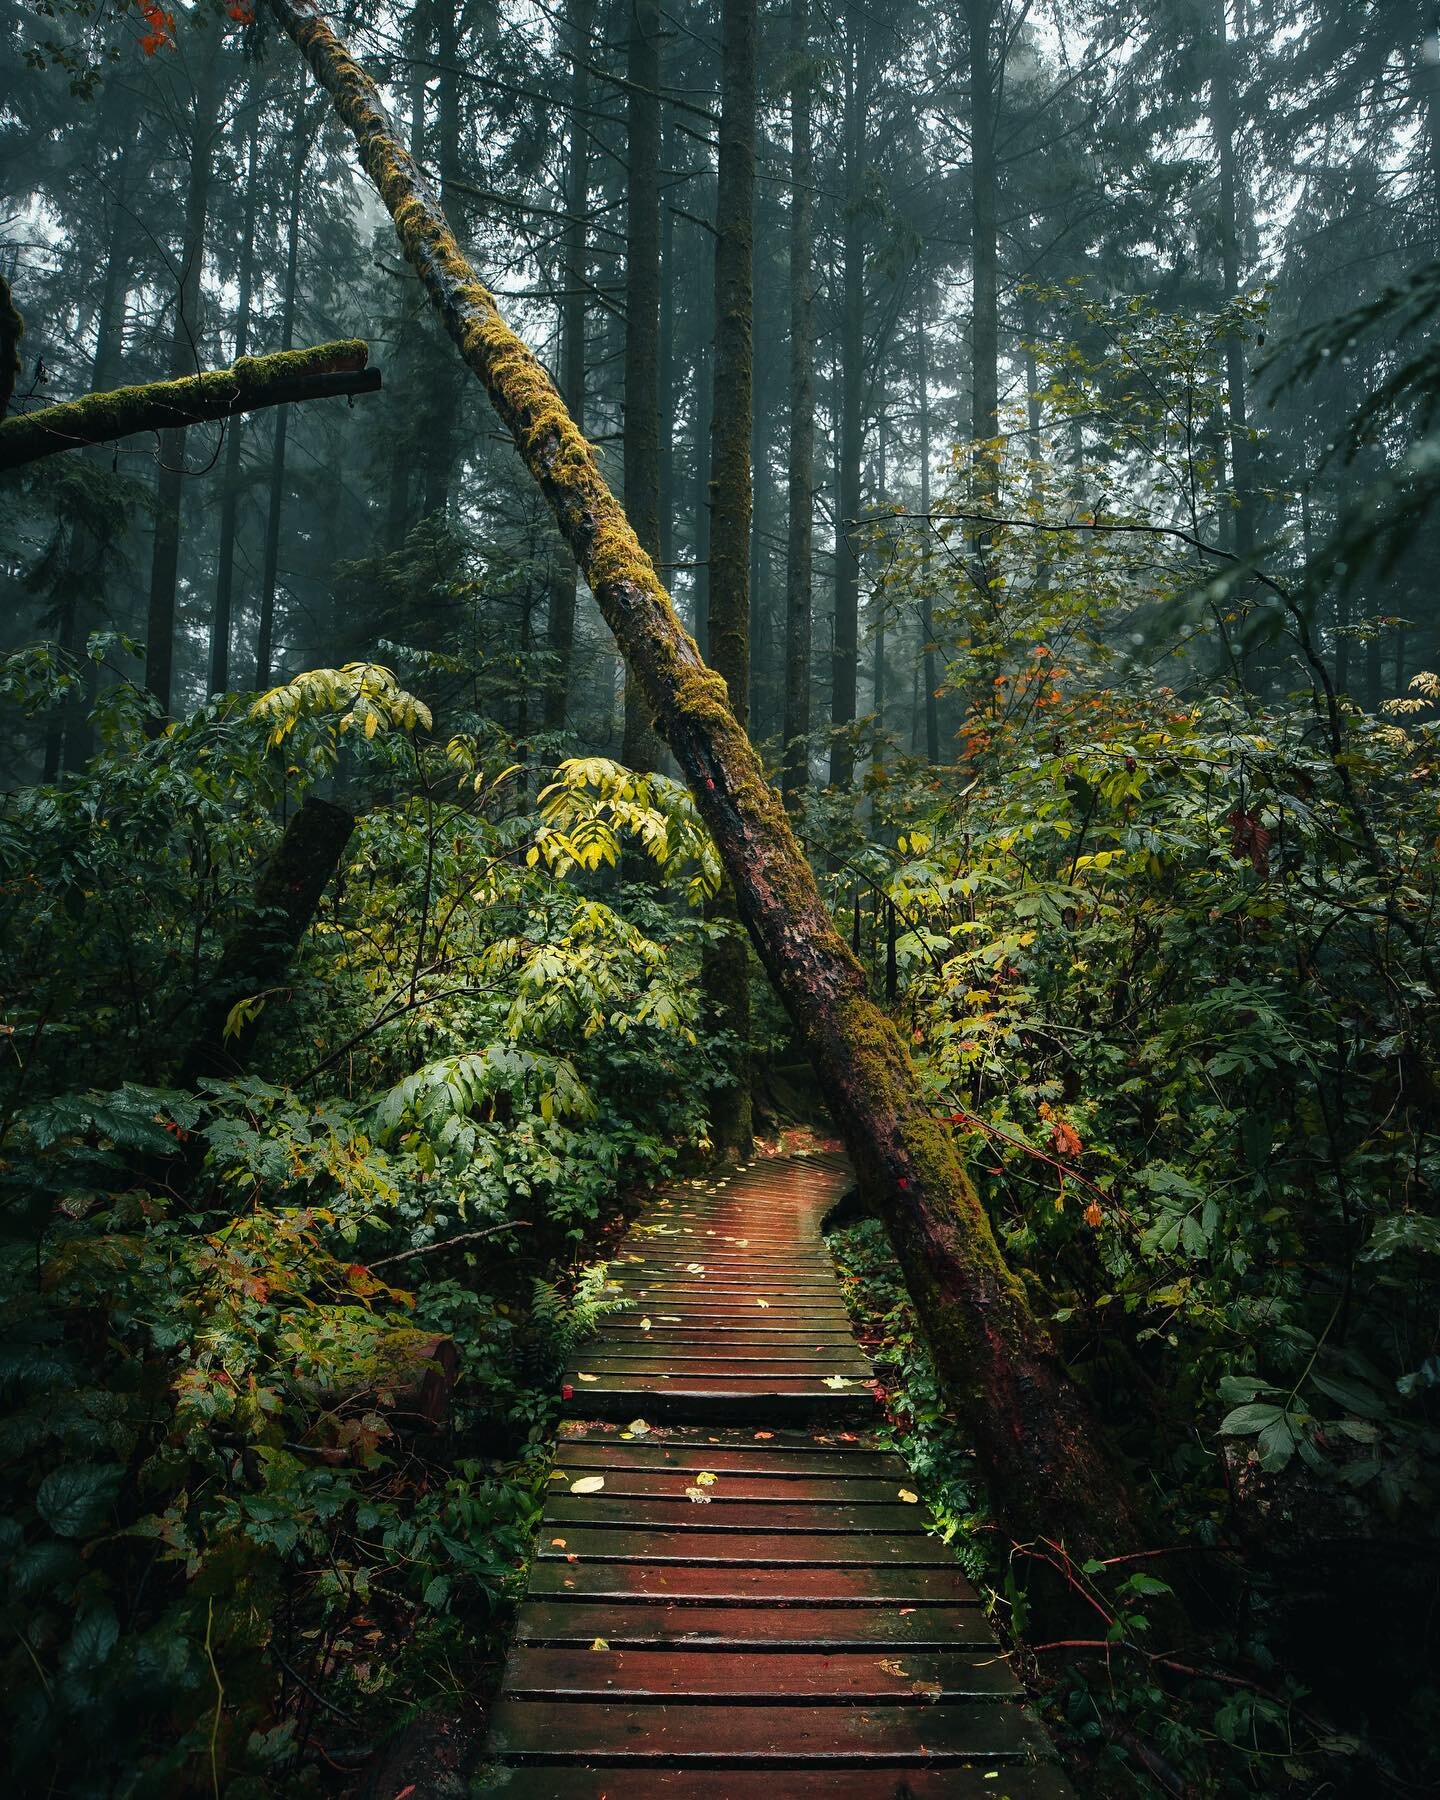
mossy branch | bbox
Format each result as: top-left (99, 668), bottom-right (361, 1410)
top-left (264, 0), bottom-right (1152, 1560)
top-left (0, 340), bottom-right (381, 472)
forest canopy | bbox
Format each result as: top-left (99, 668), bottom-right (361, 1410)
top-left (2, 0), bottom-right (1438, 1795)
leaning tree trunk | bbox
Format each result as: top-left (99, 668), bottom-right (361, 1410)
top-left (781, 0), bottom-right (815, 806)
top-left (264, 0), bottom-right (1148, 1559)
top-left (702, 0), bottom-right (758, 1161)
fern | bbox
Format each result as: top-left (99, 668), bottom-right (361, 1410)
top-left (531, 1264), bottom-right (629, 1358)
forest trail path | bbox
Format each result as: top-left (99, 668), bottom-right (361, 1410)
top-left (484, 1152), bottom-right (1074, 1796)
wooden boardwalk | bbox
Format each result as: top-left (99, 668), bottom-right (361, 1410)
top-left (483, 1152), bottom-right (1074, 1797)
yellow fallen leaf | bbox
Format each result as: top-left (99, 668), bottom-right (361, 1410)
top-left (659, 1315), bottom-right (682, 1322)
top-left (569, 1475), bottom-right (605, 1494)
top-left (755, 1298), bottom-right (770, 1309)
top-left (735, 1238), bottom-right (748, 1248)
top-left (878, 1658), bottom-right (908, 1677)
top-left (695, 1471), bottom-right (717, 1486)
top-left (823, 1375), bottom-right (852, 1388)
top-left (577, 1373), bottom-right (599, 1382)
top-left (686, 1263), bottom-right (705, 1273)
top-left (898, 1488), bottom-right (919, 1504)
top-left (628, 1419), bottom-right (650, 1436)
top-left (685, 1486), bottom-right (712, 1503)
top-left (550, 1538), bottom-right (567, 1547)
top-left (640, 1317), bottom-right (652, 1331)
top-left (590, 1638), bottom-right (609, 1651)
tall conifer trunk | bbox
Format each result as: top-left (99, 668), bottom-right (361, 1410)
top-left (703, 0), bottom-right (757, 1160)
top-left (621, 0), bottom-right (664, 780)
top-left (830, 4), bottom-right (866, 789)
top-left (917, 291), bottom-right (940, 765)
top-left (1212, 0), bottom-right (1254, 562)
top-left (210, 100), bottom-right (262, 697)
top-left (143, 36), bottom-right (224, 715)
top-left (544, 0), bottom-right (594, 735)
top-left (781, 0), bottom-right (815, 804)
top-left (255, 107), bottom-right (314, 690)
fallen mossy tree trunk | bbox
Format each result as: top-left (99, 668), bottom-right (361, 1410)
top-left (0, 340), bottom-right (380, 472)
top-left (266, 0), bottom-right (1145, 1560)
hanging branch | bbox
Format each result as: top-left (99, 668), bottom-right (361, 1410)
top-left (0, 340), bottom-right (381, 472)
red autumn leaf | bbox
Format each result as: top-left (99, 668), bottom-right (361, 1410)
top-left (1049, 1119), bottom-right (1083, 1160)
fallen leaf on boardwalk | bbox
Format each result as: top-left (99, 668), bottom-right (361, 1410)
top-left (695, 1471), bottom-right (717, 1486)
top-left (640, 1317), bottom-right (652, 1332)
top-left (659, 1314), bottom-right (682, 1322)
top-left (878, 1658), bottom-right (908, 1677)
top-left (684, 1486), bottom-right (712, 1504)
top-left (755, 1299), bottom-right (770, 1309)
top-left (550, 1538), bottom-right (567, 1547)
top-left (823, 1375), bottom-right (852, 1388)
top-left (898, 1607), bottom-right (916, 1616)
top-left (549, 1470), bottom-right (567, 1480)
top-left (898, 1488), bottom-right (919, 1504)
top-left (735, 1238), bottom-right (748, 1247)
top-left (577, 1373), bottom-right (599, 1382)
top-left (569, 1475), bottom-right (605, 1494)
top-left (629, 1418), bottom-right (650, 1436)
top-left (566, 1553), bottom-right (578, 1562)
top-left (590, 1638), bottom-right (609, 1651)
top-left (912, 1680), bottom-right (943, 1700)
top-left (753, 1430), bottom-right (774, 1440)
top-left (686, 1263), bottom-right (705, 1273)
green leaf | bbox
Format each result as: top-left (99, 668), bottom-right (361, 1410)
top-left (36, 1462), bottom-right (121, 1538)
top-left (1219, 1402), bottom-right (1285, 1437)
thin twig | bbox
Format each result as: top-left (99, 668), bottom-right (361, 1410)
top-left (367, 1221), bottom-right (531, 1270)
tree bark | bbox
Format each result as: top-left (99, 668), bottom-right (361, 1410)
top-left (264, 0), bottom-right (1149, 1558)
top-left (703, 0), bottom-right (758, 1161)
top-left (256, 106), bottom-right (317, 690)
top-left (781, 0), bottom-right (815, 804)
top-left (965, 0), bottom-right (999, 490)
top-left (544, 0), bottom-right (594, 735)
top-left (144, 34), bottom-right (224, 716)
top-left (0, 343), bottom-right (378, 472)
top-left (210, 100), bottom-right (263, 696)
top-left (1211, 0), bottom-right (1254, 562)
top-left (0, 272), bottom-right (21, 417)
top-left (829, 7), bottom-right (867, 789)
top-left (621, 0), bottom-right (665, 782)
top-left (917, 290), bottom-right (940, 765)
top-left (180, 795), bottom-right (356, 1085)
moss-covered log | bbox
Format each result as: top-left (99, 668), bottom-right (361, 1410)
top-left (265, 0), bottom-right (1145, 1557)
top-left (0, 341), bottom-right (381, 473)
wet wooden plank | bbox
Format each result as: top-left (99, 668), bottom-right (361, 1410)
top-left (527, 1561), bottom-right (977, 1604)
top-left (542, 1497), bottom-right (932, 1533)
top-left (502, 1647), bottom-right (1021, 1702)
top-left (488, 1698), bottom-right (1051, 1764)
top-left (513, 1601), bottom-right (992, 1650)
top-left (535, 1527), bottom-right (951, 1566)
top-left (483, 1766), bottom-right (1074, 1797)
top-left (543, 1469), bottom-right (913, 1501)
top-left (553, 1441), bottom-right (903, 1476)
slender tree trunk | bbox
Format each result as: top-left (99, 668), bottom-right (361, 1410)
top-left (256, 109), bottom-right (313, 690)
top-left (965, 0), bottom-right (999, 490)
top-left (621, 0), bottom-right (665, 780)
top-left (419, 0), bottom-right (464, 519)
top-left (210, 101), bottom-right (262, 696)
top-left (144, 36), bottom-right (224, 715)
top-left (829, 7), bottom-right (866, 788)
top-left (781, 0), bottom-right (815, 805)
top-left (1212, 0), bottom-right (1254, 562)
top-left (871, 409), bottom-right (887, 777)
top-left (690, 237), bottom-right (714, 646)
top-left (544, 0), bottom-right (594, 735)
top-left (268, 0), bottom-right (1153, 1558)
top-left (917, 293), bottom-right (940, 765)
top-left (703, 0), bottom-right (757, 1161)
top-left (659, 114), bottom-right (677, 576)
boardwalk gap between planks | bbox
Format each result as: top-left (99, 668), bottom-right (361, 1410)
top-left (482, 1150), bottom-right (1075, 1798)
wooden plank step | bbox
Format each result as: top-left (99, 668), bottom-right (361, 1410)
top-left (542, 1498), bottom-right (931, 1533)
top-left (544, 1470), bottom-right (913, 1501)
top-left (501, 1647), bottom-right (1022, 1702)
top-left (553, 1441), bottom-right (904, 1475)
top-left (488, 1698), bottom-right (1051, 1764)
top-left (484, 1766), bottom-right (1075, 1797)
top-left (535, 1528), bottom-right (951, 1566)
top-left (573, 1358), bottom-right (871, 1380)
top-left (514, 1602), bottom-right (992, 1650)
top-left (527, 1562), bottom-right (977, 1604)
